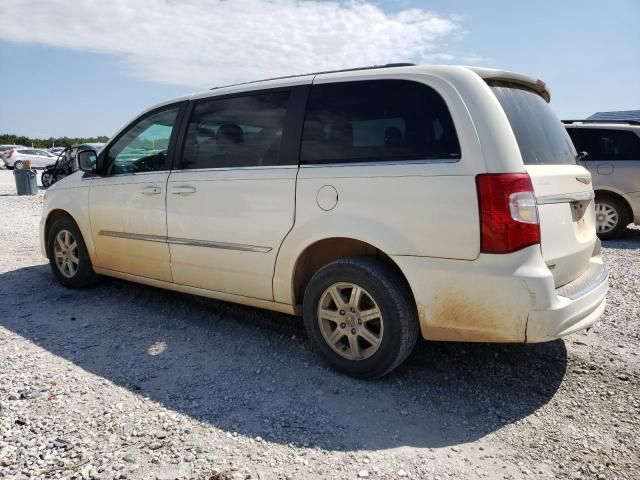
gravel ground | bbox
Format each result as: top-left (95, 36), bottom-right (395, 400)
top-left (0, 170), bottom-right (638, 480)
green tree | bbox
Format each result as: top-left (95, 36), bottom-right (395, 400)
top-left (0, 133), bottom-right (109, 149)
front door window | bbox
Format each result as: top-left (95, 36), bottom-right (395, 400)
top-left (105, 106), bottom-right (180, 175)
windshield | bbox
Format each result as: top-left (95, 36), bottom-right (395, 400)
top-left (491, 83), bottom-right (576, 165)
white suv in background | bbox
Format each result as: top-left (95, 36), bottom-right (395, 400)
top-left (564, 120), bottom-right (640, 238)
top-left (40, 64), bottom-right (608, 378)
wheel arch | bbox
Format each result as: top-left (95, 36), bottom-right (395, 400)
top-left (287, 237), bottom-right (414, 308)
top-left (594, 189), bottom-right (633, 224)
top-left (44, 209), bottom-right (74, 256)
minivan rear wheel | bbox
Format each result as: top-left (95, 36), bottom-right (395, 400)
top-left (13, 160), bottom-right (24, 169)
top-left (595, 196), bottom-right (629, 239)
top-left (303, 256), bottom-right (418, 379)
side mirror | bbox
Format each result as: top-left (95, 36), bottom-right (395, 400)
top-left (77, 149), bottom-right (98, 173)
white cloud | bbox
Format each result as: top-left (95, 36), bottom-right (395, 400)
top-left (0, 0), bottom-right (465, 89)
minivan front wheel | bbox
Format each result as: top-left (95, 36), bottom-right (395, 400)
top-left (303, 256), bottom-right (418, 379)
top-left (595, 196), bottom-right (629, 239)
top-left (13, 160), bottom-right (24, 169)
top-left (47, 217), bottom-right (99, 288)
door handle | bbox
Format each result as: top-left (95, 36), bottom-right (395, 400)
top-left (141, 186), bottom-right (161, 195)
top-left (171, 186), bottom-right (196, 196)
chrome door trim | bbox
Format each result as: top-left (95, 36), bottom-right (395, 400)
top-left (168, 237), bottom-right (272, 253)
top-left (81, 169), bottom-right (172, 180)
top-left (300, 158), bottom-right (460, 168)
top-left (169, 165), bottom-right (299, 173)
top-left (98, 231), bottom-right (167, 243)
top-left (98, 230), bottom-right (272, 253)
top-left (536, 191), bottom-right (595, 205)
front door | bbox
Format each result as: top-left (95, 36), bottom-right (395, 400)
top-left (166, 88), bottom-right (305, 300)
top-left (89, 103), bottom-right (184, 281)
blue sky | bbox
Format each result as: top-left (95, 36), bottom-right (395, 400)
top-left (0, 0), bottom-right (638, 138)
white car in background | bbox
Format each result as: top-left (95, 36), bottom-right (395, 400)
top-left (2, 148), bottom-right (56, 169)
top-left (0, 144), bottom-right (25, 168)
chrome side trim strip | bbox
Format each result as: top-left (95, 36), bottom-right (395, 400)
top-left (536, 191), bottom-right (595, 205)
top-left (98, 230), bottom-right (272, 253)
top-left (168, 237), bottom-right (272, 253)
top-left (98, 231), bottom-right (167, 243)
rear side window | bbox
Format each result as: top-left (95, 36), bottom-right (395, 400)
top-left (300, 80), bottom-right (460, 164)
top-left (179, 92), bottom-right (290, 170)
top-left (567, 128), bottom-right (640, 161)
top-left (491, 84), bottom-right (576, 165)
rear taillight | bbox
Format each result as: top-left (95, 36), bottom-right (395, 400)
top-left (7, 149), bottom-right (14, 158)
top-left (476, 173), bottom-right (540, 254)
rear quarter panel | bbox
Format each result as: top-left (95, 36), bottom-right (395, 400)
top-left (273, 68), bottom-right (523, 304)
top-left (586, 160), bottom-right (640, 223)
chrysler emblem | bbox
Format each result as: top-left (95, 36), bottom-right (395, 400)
top-left (576, 176), bottom-right (591, 185)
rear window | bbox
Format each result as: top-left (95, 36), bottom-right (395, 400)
top-left (567, 128), bottom-right (640, 161)
top-left (491, 83), bottom-right (576, 165)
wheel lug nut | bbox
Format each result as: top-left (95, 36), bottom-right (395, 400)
top-left (358, 319), bottom-right (362, 325)
top-left (340, 323), bottom-right (346, 329)
top-left (351, 328), bottom-right (356, 334)
top-left (350, 307), bottom-right (355, 313)
top-left (339, 310), bottom-right (345, 315)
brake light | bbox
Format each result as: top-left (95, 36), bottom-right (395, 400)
top-left (476, 173), bottom-right (540, 253)
top-left (7, 149), bottom-right (14, 158)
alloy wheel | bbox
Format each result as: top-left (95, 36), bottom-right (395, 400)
top-left (595, 202), bottom-right (619, 234)
top-left (317, 282), bottom-right (384, 360)
top-left (54, 229), bottom-right (80, 278)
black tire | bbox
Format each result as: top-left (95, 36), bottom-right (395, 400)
top-left (13, 160), bottom-right (24, 169)
top-left (41, 173), bottom-right (51, 187)
top-left (47, 216), bottom-right (100, 289)
top-left (595, 195), bottom-right (629, 240)
top-left (303, 256), bottom-right (419, 379)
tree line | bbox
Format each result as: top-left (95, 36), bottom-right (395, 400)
top-left (0, 134), bottom-right (109, 149)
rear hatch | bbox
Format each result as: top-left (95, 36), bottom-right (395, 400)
top-left (490, 82), bottom-right (597, 287)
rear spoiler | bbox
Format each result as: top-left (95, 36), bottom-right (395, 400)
top-left (467, 67), bottom-right (551, 103)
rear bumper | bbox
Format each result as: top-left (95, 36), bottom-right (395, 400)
top-left (526, 257), bottom-right (607, 342)
top-left (392, 246), bottom-right (607, 343)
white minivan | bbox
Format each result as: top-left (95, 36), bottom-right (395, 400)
top-left (40, 64), bottom-right (608, 378)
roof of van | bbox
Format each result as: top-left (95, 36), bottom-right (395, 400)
top-left (203, 63), bottom-right (551, 102)
top-left (138, 63), bottom-right (552, 122)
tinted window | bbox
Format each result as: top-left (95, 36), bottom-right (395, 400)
top-left (300, 80), bottom-right (460, 164)
top-left (179, 92), bottom-right (290, 170)
top-left (106, 105), bottom-right (180, 175)
top-left (568, 128), bottom-right (640, 161)
top-left (491, 84), bottom-right (576, 165)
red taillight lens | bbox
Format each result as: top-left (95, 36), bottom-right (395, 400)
top-left (7, 149), bottom-right (14, 158)
top-left (476, 173), bottom-right (540, 254)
